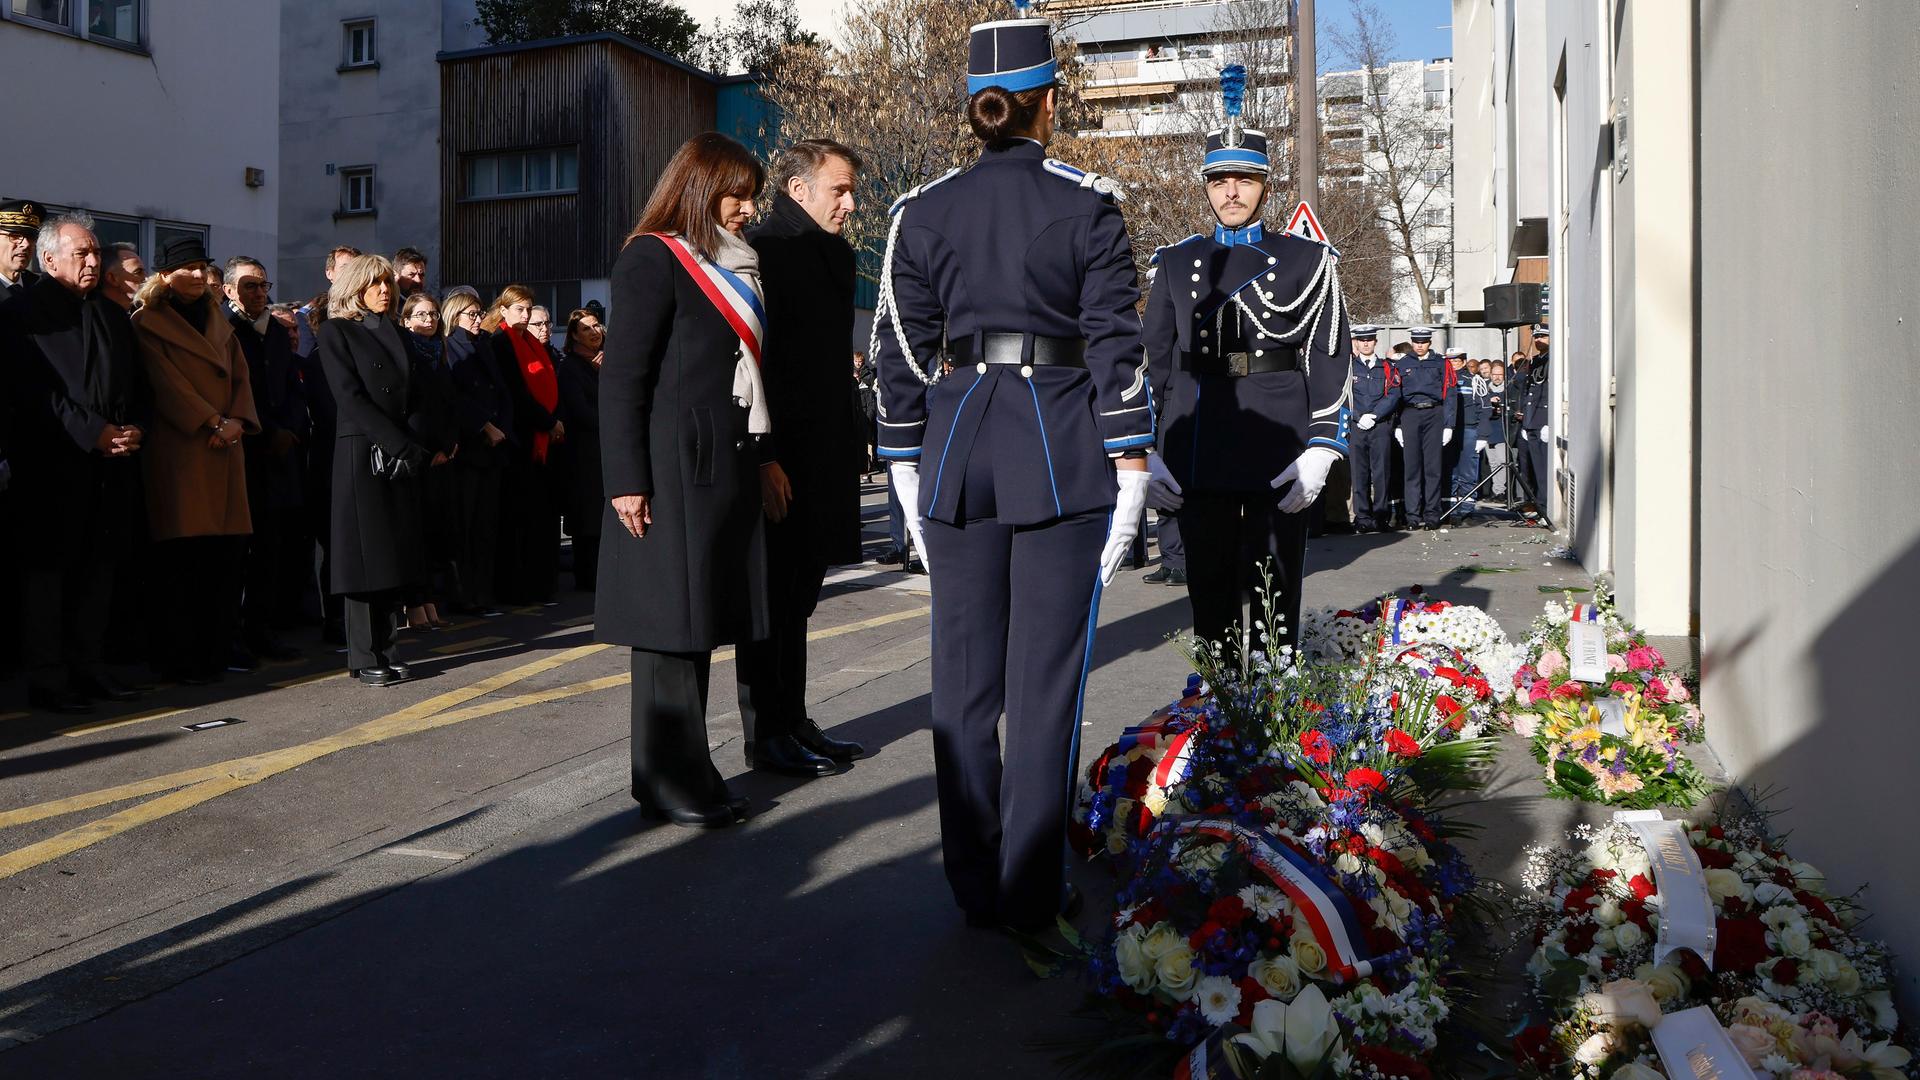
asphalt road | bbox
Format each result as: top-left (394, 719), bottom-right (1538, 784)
top-left (0, 487), bottom-right (1618, 1079)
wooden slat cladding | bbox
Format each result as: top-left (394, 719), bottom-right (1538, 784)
top-left (441, 38), bottom-right (718, 288)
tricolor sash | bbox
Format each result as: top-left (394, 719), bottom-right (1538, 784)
top-left (650, 233), bottom-right (765, 365)
top-left (1155, 819), bottom-right (1376, 985)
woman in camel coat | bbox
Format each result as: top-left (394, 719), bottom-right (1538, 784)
top-left (131, 238), bottom-right (261, 683)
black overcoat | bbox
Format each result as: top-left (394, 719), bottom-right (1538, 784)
top-left (316, 314), bottom-right (430, 595)
top-left (1, 278), bottom-right (150, 563)
top-left (749, 194), bottom-right (865, 568)
top-left (555, 350), bottom-right (603, 537)
top-left (231, 307), bottom-right (310, 512)
top-left (444, 326), bottom-right (515, 469)
top-left (594, 234), bottom-right (768, 652)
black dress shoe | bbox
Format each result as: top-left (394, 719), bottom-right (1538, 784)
top-left (634, 793), bottom-right (739, 829)
top-left (876, 548), bottom-right (905, 566)
top-left (905, 555), bottom-right (926, 575)
top-left (1163, 568), bottom-right (1187, 586)
top-left (73, 675), bottom-right (142, 702)
top-left (1142, 565), bottom-right (1172, 584)
top-left (388, 661), bottom-right (412, 680)
top-left (355, 666), bottom-right (405, 687)
top-left (745, 735), bottom-right (839, 777)
top-left (793, 718), bottom-right (865, 762)
top-left (28, 687), bottom-right (95, 715)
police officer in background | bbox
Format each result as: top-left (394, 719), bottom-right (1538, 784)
top-left (1393, 327), bottom-right (1455, 529)
top-left (1346, 324), bottom-right (1398, 532)
top-left (1518, 327), bottom-right (1551, 521)
top-left (1144, 65), bottom-right (1352, 651)
top-left (872, 4), bottom-right (1153, 934)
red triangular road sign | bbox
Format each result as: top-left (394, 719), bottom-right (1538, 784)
top-left (1285, 201), bottom-right (1329, 245)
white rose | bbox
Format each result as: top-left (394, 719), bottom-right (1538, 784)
top-left (1249, 955), bottom-right (1302, 1000)
top-left (1703, 867), bottom-right (1752, 905)
top-left (1752, 881), bottom-right (1794, 908)
top-left (1114, 926), bottom-right (1155, 992)
top-left (1142, 922), bottom-right (1185, 961)
top-left (1788, 860), bottom-right (1826, 889)
top-left (1582, 978), bottom-right (1663, 1032)
top-left (1611, 920), bottom-right (1647, 953)
top-left (1334, 852), bottom-right (1365, 876)
top-left (1773, 924), bottom-right (1812, 959)
top-left (1594, 899), bottom-right (1627, 928)
top-left (1725, 1024), bottom-right (1775, 1067)
top-left (1865, 990), bottom-right (1898, 1031)
top-left (1156, 945), bottom-right (1198, 997)
top-left (1634, 963), bottom-right (1689, 1003)
top-left (1575, 1031), bottom-right (1617, 1065)
top-left (1611, 1063), bottom-right (1667, 1080)
top-left (1290, 935), bottom-right (1328, 975)
top-left (1829, 958), bottom-right (1862, 996)
top-left (1807, 948), bottom-right (1845, 984)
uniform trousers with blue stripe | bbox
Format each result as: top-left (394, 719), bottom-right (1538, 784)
top-left (922, 467), bottom-right (1106, 929)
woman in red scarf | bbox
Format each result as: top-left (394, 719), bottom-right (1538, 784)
top-left (484, 284), bottom-right (566, 603)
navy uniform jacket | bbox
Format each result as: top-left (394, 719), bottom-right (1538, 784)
top-left (1396, 349), bottom-right (1456, 417)
top-left (1143, 228), bottom-right (1351, 493)
top-left (1518, 353), bottom-right (1550, 431)
top-left (873, 139), bottom-right (1153, 526)
top-left (1350, 353), bottom-right (1400, 421)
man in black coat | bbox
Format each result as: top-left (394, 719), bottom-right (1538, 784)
top-left (2, 211), bottom-right (151, 713)
top-left (225, 257), bottom-right (310, 661)
top-left (735, 139), bottom-right (871, 776)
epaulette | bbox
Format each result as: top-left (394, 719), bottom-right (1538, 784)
top-left (888, 167), bottom-right (964, 217)
top-left (1148, 233), bottom-right (1205, 267)
top-left (1042, 157), bottom-right (1125, 202)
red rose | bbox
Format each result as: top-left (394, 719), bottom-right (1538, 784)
top-left (1385, 728), bottom-right (1422, 758)
top-left (1514, 1024), bottom-right (1562, 1068)
top-left (1628, 873), bottom-right (1657, 900)
top-left (1645, 678), bottom-right (1670, 704)
top-left (1713, 917), bottom-right (1770, 973)
top-left (1345, 767), bottom-right (1388, 794)
top-left (1298, 729), bottom-right (1333, 765)
top-left (1609, 680), bottom-right (1636, 696)
top-left (1562, 884), bottom-right (1598, 915)
top-left (1564, 921), bottom-right (1599, 956)
top-left (1694, 844), bottom-right (1735, 870)
top-left (1553, 681), bottom-right (1587, 699)
top-left (1208, 896), bottom-right (1248, 925)
top-left (1768, 957), bottom-right (1799, 986)
top-left (1797, 892), bottom-right (1837, 926)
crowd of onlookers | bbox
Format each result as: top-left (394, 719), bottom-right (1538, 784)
top-left (0, 198), bottom-right (608, 711)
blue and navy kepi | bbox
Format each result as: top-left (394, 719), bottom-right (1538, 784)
top-left (1351, 324), bottom-right (1379, 340)
top-left (1409, 326), bottom-right (1435, 342)
top-left (968, 1), bottom-right (1056, 95)
top-left (1203, 66), bottom-right (1269, 175)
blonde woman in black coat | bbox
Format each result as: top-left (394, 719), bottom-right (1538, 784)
top-left (598, 132), bottom-right (771, 828)
top-left (316, 255), bottom-right (445, 686)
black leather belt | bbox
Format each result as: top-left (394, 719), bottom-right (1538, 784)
top-left (1406, 400), bottom-right (1440, 409)
top-left (952, 332), bottom-right (1087, 368)
top-left (1185, 347), bottom-right (1299, 377)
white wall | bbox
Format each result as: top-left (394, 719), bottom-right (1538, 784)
top-left (1696, 0), bottom-right (1920, 1015)
top-left (1449, 0), bottom-right (1499, 318)
top-left (278, 0), bottom-right (479, 302)
top-left (0, 2), bottom-right (279, 277)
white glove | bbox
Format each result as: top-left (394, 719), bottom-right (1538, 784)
top-left (889, 462), bottom-right (931, 574)
top-left (1541, 423), bottom-right (1552, 444)
top-left (1270, 446), bottom-right (1341, 515)
top-left (1475, 439), bottom-right (1488, 454)
top-left (1520, 429), bottom-right (1531, 442)
top-left (1099, 468), bottom-right (1151, 586)
top-left (1145, 453), bottom-right (1183, 512)
top-left (1442, 428), bottom-right (1453, 447)
top-left (1394, 429), bottom-right (1404, 447)
top-left (1356, 413), bottom-right (1377, 431)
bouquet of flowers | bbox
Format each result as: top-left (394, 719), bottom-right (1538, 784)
top-left (1514, 810), bottom-right (1916, 1079)
top-left (1505, 596), bottom-right (1712, 808)
top-left (1300, 588), bottom-right (1530, 705)
top-left (1045, 606), bottom-right (1501, 1079)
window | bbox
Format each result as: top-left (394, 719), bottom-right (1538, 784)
top-left (1421, 168), bottom-right (1448, 186)
top-left (1426, 129), bottom-right (1449, 150)
top-left (1425, 90), bottom-right (1446, 111)
top-left (4, 0), bottom-right (144, 49)
top-left (341, 19), bottom-right (376, 69)
top-left (340, 167), bottom-right (375, 215)
top-left (463, 148), bottom-right (581, 200)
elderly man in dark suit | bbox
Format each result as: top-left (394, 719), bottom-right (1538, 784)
top-left (2, 211), bottom-right (151, 713)
top-left (734, 138), bottom-right (871, 777)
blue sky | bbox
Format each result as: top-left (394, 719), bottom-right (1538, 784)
top-left (1317, 0), bottom-right (1453, 71)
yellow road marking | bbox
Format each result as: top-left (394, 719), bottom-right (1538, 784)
top-left (54, 707), bottom-right (192, 738)
top-left (0, 609), bottom-right (927, 877)
top-left (429, 635), bottom-right (510, 655)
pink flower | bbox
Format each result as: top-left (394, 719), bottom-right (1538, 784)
top-left (1511, 712), bottom-right (1539, 738)
top-left (1645, 678), bottom-right (1669, 704)
top-left (1606, 653), bottom-right (1628, 673)
top-left (1536, 649), bottom-right (1567, 679)
top-left (1609, 681), bottom-right (1635, 696)
top-left (1667, 680), bottom-right (1689, 702)
top-left (1529, 679), bottom-right (1553, 704)
top-left (1625, 646), bottom-right (1664, 671)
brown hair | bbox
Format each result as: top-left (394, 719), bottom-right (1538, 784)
top-left (626, 132), bottom-right (765, 260)
top-left (480, 283), bottom-right (535, 333)
top-left (967, 85), bottom-right (1050, 146)
top-left (324, 245), bottom-right (362, 273)
top-left (565, 307), bottom-right (601, 343)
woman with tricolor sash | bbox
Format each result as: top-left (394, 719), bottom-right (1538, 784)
top-left (595, 132), bottom-right (772, 829)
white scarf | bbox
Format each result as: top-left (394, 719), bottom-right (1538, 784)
top-left (709, 228), bottom-right (770, 435)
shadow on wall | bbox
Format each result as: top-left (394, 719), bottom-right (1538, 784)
top-left (1719, 531), bottom-right (1920, 1018)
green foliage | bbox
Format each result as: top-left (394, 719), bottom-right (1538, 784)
top-left (473, 0), bottom-right (703, 59)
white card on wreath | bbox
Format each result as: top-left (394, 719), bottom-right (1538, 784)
top-left (1649, 1006), bottom-right (1761, 1080)
top-left (1593, 696), bottom-right (1629, 737)
top-left (1615, 810), bottom-right (1717, 971)
top-left (1567, 620), bottom-right (1607, 684)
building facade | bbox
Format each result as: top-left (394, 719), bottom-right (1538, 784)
top-left (0, 2), bottom-right (278, 275)
top-left (1047, 0), bottom-right (1293, 141)
top-left (1319, 57), bottom-right (1454, 324)
top-left (278, 0), bottom-right (486, 302)
top-left (1452, 0), bottom-right (1920, 1014)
